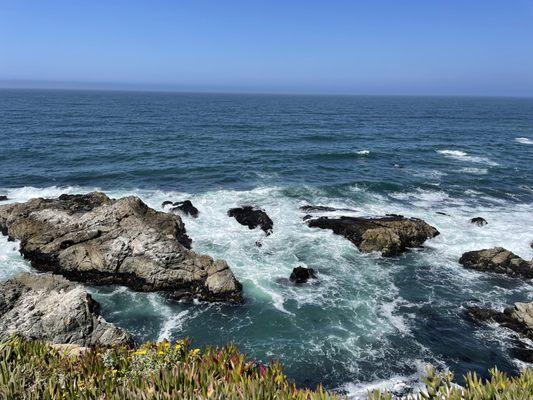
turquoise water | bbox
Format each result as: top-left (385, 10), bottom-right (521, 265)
top-left (0, 90), bottom-right (532, 397)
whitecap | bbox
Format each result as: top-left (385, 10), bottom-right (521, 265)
top-left (437, 149), bottom-right (499, 166)
top-left (515, 137), bottom-right (533, 145)
top-left (460, 167), bottom-right (488, 175)
top-left (355, 150), bottom-right (370, 155)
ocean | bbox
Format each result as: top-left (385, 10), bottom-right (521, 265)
top-left (0, 89), bottom-right (532, 397)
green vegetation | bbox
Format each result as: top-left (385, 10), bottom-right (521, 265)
top-left (369, 366), bottom-right (533, 400)
top-left (1, 337), bottom-right (531, 399)
top-left (0, 336), bottom-right (337, 399)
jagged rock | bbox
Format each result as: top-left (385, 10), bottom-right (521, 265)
top-left (0, 192), bottom-right (243, 303)
top-left (289, 267), bottom-right (317, 284)
top-left (470, 217), bottom-right (487, 226)
top-left (0, 272), bottom-right (131, 346)
top-left (228, 206), bottom-right (273, 235)
top-left (299, 205), bottom-right (357, 213)
top-left (459, 247), bottom-right (533, 279)
top-left (466, 302), bottom-right (533, 341)
top-left (302, 214), bottom-right (313, 221)
top-left (307, 215), bottom-right (439, 256)
top-left (0, 195), bottom-right (8, 202)
top-left (170, 200), bottom-right (199, 218)
top-left (162, 200), bottom-right (199, 218)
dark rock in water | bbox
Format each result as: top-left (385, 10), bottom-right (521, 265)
top-left (470, 217), bottom-right (487, 226)
top-left (0, 195), bottom-right (8, 202)
top-left (307, 215), bottom-right (439, 257)
top-left (299, 205), bottom-right (357, 213)
top-left (466, 302), bottom-right (533, 341)
top-left (436, 211), bottom-right (448, 216)
top-left (386, 213), bottom-right (404, 218)
top-left (302, 214), bottom-right (312, 221)
top-left (170, 200), bottom-right (199, 218)
top-left (162, 201), bottom-right (173, 207)
top-left (510, 346), bottom-right (533, 363)
top-left (255, 240), bottom-right (262, 248)
top-left (0, 192), bottom-right (243, 303)
top-left (228, 206), bottom-right (273, 235)
top-left (0, 272), bottom-right (132, 346)
top-left (290, 266), bottom-right (317, 284)
top-left (459, 247), bottom-right (533, 279)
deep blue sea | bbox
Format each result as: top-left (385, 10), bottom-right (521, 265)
top-left (0, 89), bottom-right (532, 397)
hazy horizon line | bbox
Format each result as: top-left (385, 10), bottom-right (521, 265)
top-left (1, 79), bottom-right (532, 98)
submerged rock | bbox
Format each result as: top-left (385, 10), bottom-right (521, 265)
top-left (0, 192), bottom-right (243, 303)
top-left (0, 272), bottom-right (132, 346)
top-left (164, 200), bottom-right (199, 218)
top-left (459, 247), bottom-right (533, 279)
top-left (466, 302), bottom-right (533, 341)
top-left (470, 217), bottom-right (487, 226)
top-left (289, 266), bottom-right (317, 284)
top-left (299, 205), bottom-right (357, 213)
top-left (0, 195), bottom-right (8, 202)
top-left (228, 206), bottom-right (273, 235)
top-left (307, 215), bottom-right (439, 257)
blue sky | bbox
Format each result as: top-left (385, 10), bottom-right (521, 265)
top-left (1, 0), bottom-right (532, 95)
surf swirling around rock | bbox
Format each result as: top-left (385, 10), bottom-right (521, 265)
top-left (0, 192), bottom-right (243, 303)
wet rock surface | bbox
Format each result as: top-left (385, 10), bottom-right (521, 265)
top-left (228, 206), bottom-right (273, 235)
top-left (466, 302), bottom-right (533, 341)
top-left (0, 272), bottom-right (132, 346)
top-left (470, 217), bottom-right (488, 226)
top-left (289, 266), bottom-right (317, 284)
top-left (307, 215), bottom-right (439, 256)
top-left (163, 200), bottom-right (199, 218)
top-left (0, 195), bottom-right (8, 202)
top-left (0, 192), bottom-right (242, 302)
top-left (459, 247), bottom-right (533, 279)
top-left (299, 205), bottom-right (357, 213)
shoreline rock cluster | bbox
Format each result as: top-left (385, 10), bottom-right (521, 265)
top-left (1, 192), bottom-right (531, 365)
top-left (0, 193), bottom-right (242, 303)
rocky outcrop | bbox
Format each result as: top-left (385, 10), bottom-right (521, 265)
top-left (0, 195), bottom-right (8, 202)
top-left (0, 193), bottom-right (242, 302)
top-left (307, 215), bottom-right (439, 256)
top-left (228, 206), bottom-right (273, 235)
top-left (459, 247), bottom-right (533, 279)
top-left (0, 272), bottom-right (131, 346)
top-left (470, 217), bottom-right (487, 226)
top-left (467, 302), bottom-right (533, 341)
top-left (163, 200), bottom-right (199, 218)
top-left (290, 267), bottom-right (317, 284)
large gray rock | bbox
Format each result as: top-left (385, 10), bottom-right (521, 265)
top-left (459, 247), bottom-right (533, 279)
top-left (0, 272), bottom-right (131, 346)
top-left (0, 193), bottom-right (243, 302)
top-left (307, 215), bottom-right (439, 256)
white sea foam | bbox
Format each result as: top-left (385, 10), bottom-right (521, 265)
top-left (355, 150), bottom-right (370, 155)
top-left (1, 184), bottom-right (532, 388)
top-left (515, 137), bottom-right (533, 145)
top-left (460, 167), bottom-right (488, 175)
top-left (437, 149), bottom-right (499, 166)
